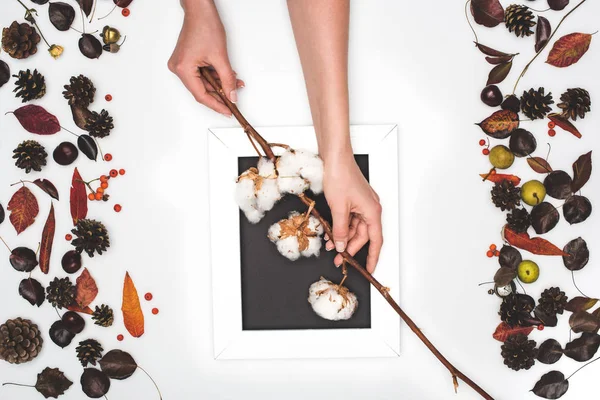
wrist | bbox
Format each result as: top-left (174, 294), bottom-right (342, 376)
top-left (319, 142), bottom-right (354, 166)
top-left (181, 0), bottom-right (216, 15)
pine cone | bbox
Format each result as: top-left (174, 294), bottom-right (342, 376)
top-left (492, 180), bottom-right (521, 211)
top-left (92, 305), bottom-right (114, 327)
top-left (71, 219), bottom-right (110, 257)
top-left (506, 208), bottom-right (531, 233)
top-left (0, 317), bottom-right (43, 364)
top-left (501, 333), bottom-right (538, 371)
top-left (46, 277), bottom-right (76, 309)
top-left (76, 339), bottom-right (103, 367)
top-left (1, 21), bottom-right (41, 59)
top-left (499, 293), bottom-right (536, 327)
top-left (558, 88), bottom-right (591, 121)
top-left (13, 140), bottom-right (47, 173)
top-left (63, 74), bottom-right (96, 107)
top-left (538, 287), bottom-right (568, 316)
top-left (85, 109), bottom-right (114, 138)
top-left (521, 88), bottom-right (554, 120)
top-left (505, 5), bottom-right (536, 38)
top-left (13, 69), bottom-right (46, 102)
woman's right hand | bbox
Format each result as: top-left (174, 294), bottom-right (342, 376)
top-left (168, 0), bottom-right (244, 116)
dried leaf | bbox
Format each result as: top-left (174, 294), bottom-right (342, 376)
top-left (569, 311), bottom-right (600, 333)
top-left (565, 297), bottom-right (598, 313)
top-left (470, 0), bottom-right (504, 27)
top-left (49, 2), bottom-right (75, 31)
top-left (40, 204), bottom-right (55, 274)
top-left (76, 0), bottom-right (93, 16)
top-left (78, 135), bottom-right (98, 161)
top-left (75, 268), bottom-right (98, 308)
top-left (544, 171), bottom-right (573, 200)
top-left (563, 195), bottom-right (592, 225)
top-left (475, 42), bottom-right (510, 57)
top-left (498, 245), bottom-right (522, 270)
top-left (562, 237), bottom-right (589, 271)
top-left (528, 157), bottom-right (553, 174)
top-left (33, 179), bottom-right (60, 200)
top-left (492, 322), bottom-right (533, 342)
top-left (477, 110), bottom-right (519, 139)
top-left (10, 105), bottom-right (61, 135)
top-left (0, 60), bottom-right (9, 88)
top-left (71, 104), bottom-right (93, 131)
top-left (19, 278), bottom-right (45, 307)
top-left (35, 367), bottom-right (73, 398)
top-left (480, 173), bottom-right (521, 185)
top-left (67, 303), bottom-right (94, 315)
top-left (547, 33), bottom-right (592, 68)
top-left (487, 61), bottom-right (512, 85)
top-left (535, 305), bottom-right (558, 327)
top-left (532, 371), bottom-right (569, 399)
top-left (10, 247), bottom-right (38, 272)
top-left (99, 350), bottom-right (137, 380)
top-left (564, 332), bottom-right (600, 362)
top-left (122, 272), bottom-right (145, 338)
top-left (503, 226), bottom-right (568, 256)
top-left (70, 168), bottom-right (87, 225)
top-left (485, 55), bottom-right (513, 64)
top-left (537, 339), bottom-right (563, 365)
top-left (79, 34), bottom-right (103, 59)
top-left (548, 113), bottom-right (582, 138)
top-left (8, 186), bottom-right (39, 235)
top-left (571, 151), bottom-right (592, 193)
top-left (531, 202), bottom-right (560, 234)
top-left (494, 267), bottom-right (516, 286)
top-left (0, 203), bottom-right (4, 225)
top-left (535, 16), bottom-right (552, 53)
top-left (80, 368), bottom-right (110, 398)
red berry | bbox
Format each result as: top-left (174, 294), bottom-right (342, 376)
top-left (117, 334), bottom-right (124, 341)
top-left (122, 7), bottom-right (130, 16)
top-left (152, 308), bottom-right (159, 315)
top-left (548, 129), bottom-right (556, 137)
top-left (482, 149), bottom-right (490, 155)
top-left (486, 250), bottom-right (494, 258)
top-left (105, 94), bottom-right (113, 102)
top-left (119, 168), bottom-right (126, 175)
top-left (537, 325), bottom-right (544, 331)
top-left (104, 154), bottom-right (113, 162)
top-left (110, 169), bottom-right (118, 178)
top-left (490, 169), bottom-right (497, 175)
top-left (479, 139), bottom-right (486, 146)
top-left (114, 204), bottom-right (122, 213)
top-left (65, 234), bottom-right (72, 241)
top-left (145, 293), bottom-right (153, 301)
top-left (548, 121), bottom-right (556, 129)
top-left (489, 244), bottom-right (497, 251)
top-left (494, 250), bottom-right (500, 257)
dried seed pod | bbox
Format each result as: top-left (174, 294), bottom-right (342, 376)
top-left (79, 34), bottom-right (103, 59)
top-left (49, 2), bottom-right (76, 31)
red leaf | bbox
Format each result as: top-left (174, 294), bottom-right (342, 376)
top-left (70, 168), bottom-right (87, 225)
top-left (477, 110), bottom-right (520, 139)
top-left (122, 272), bottom-right (145, 338)
top-left (471, 0), bottom-right (505, 28)
top-left (10, 105), bottom-right (60, 135)
top-left (503, 226), bottom-right (568, 256)
top-left (75, 268), bottom-right (98, 308)
top-left (33, 179), bottom-right (59, 200)
top-left (39, 204), bottom-right (55, 274)
top-left (547, 33), bottom-right (592, 68)
top-left (493, 322), bottom-right (534, 342)
top-left (480, 173), bottom-right (521, 185)
top-left (548, 113), bottom-right (582, 138)
top-left (67, 303), bottom-right (93, 315)
top-left (8, 186), bottom-right (39, 234)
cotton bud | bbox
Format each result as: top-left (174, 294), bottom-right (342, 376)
top-left (235, 158), bottom-right (282, 223)
top-left (308, 277), bottom-right (358, 321)
top-left (268, 211), bottom-right (324, 260)
top-left (276, 149), bottom-right (324, 195)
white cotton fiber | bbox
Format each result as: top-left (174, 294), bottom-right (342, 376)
top-left (308, 277), bottom-right (358, 321)
top-left (277, 175), bottom-right (309, 195)
top-left (275, 149), bottom-right (324, 194)
top-left (301, 237), bottom-right (322, 258)
top-left (256, 179), bottom-right (281, 211)
top-left (276, 236), bottom-right (301, 261)
top-left (268, 211), bottom-right (324, 260)
top-left (257, 157), bottom-right (276, 177)
top-left (307, 216), bottom-right (324, 236)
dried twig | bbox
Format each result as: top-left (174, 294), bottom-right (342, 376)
top-left (200, 67), bottom-right (494, 400)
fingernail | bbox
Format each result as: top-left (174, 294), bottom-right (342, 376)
top-left (324, 234), bottom-right (329, 241)
top-left (326, 242), bottom-right (334, 251)
top-left (230, 89), bottom-right (238, 103)
top-left (335, 241), bottom-right (346, 252)
top-left (221, 113), bottom-right (232, 118)
top-left (334, 262), bottom-right (341, 268)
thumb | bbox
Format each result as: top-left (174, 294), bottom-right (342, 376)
top-left (213, 59), bottom-right (238, 103)
top-left (331, 206), bottom-right (350, 253)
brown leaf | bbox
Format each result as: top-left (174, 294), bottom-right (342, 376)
top-left (548, 113), bottom-right (582, 138)
top-left (35, 367), bottom-right (73, 398)
top-left (33, 178), bottom-right (59, 200)
top-left (70, 104), bottom-right (93, 131)
top-left (75, 268), bottom-right (98, 308)
top-left (547, 32), bottom-right (592, 68)
top-left (569, 311), bottom-right (600, 333)
top-left (470, 0), bottom-right (505, 28)
top-left (493, 322), bottom-right (534, 342)
top-left (10, 105), bottom-right (61, 135)
top-left (40, 204), bottom-right (55, 274)
top-left (535, 16), bottom-right (552, 53)
top-left (503, 226), bottom-right (568, 256)
top-left (494, 267), bottom-right (517, 286)
top-left (477, 110), bottom-right (520, 139)
top-left (480, 173), bottom-right (521, 185)
top-left (527, 157), bottom-right (553, 174)
top-left (99, 350), bottom-right (138, 380)
top-left (70, 168), bottom-right (88, 225)
top-left (475, 42), bottom-right (510, 57)
top-left (122, 272), bottom-right (145, 338)
top-left (67, 303), bottom-right (94, 315)
top-left (76, 0), bottom-right (93, 16)
top-left (485, 55), bottom-right (513, 65)
top-left (571, 151), bottom-right (592, 193)
top-left (487, 61), bottom-right (512, 85)
top-left (8, 186), bottom-right (39, 234)
top-left (565, 297), bottom-right (598, 313)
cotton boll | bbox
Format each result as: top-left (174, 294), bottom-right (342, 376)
top-left (306, 216), bottom-right (324, 236)
top-left (301, 236), bottom-right (322, 258)
top-left (277, 176), bottom-right (309, 194)
top-left (267, 222), bottom-right (281, 242)
top-left (243, 207), bottom-right (265, 224)
top-left (257, 157), bottom-right (277, 178)
top-left (235, 178), bottom-right (264, 223)
top-left (256, 179), bottom-right (281, 211)
top-left (308, 277), bottom-right (358, 321)
top-left (276, 150), bottom-right (302, 176)
top-left (276, 236), bottom-right (301, 261)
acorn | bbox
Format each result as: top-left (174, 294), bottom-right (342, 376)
top-left (62, 250), bottom-right (82, 274)
top-left (103, 43), bottom-right (121, 54)
top-left (101, 26), bottom-right (121, 45)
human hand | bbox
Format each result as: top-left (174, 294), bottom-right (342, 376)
top-left (322, 151), bottom-right (383, 273)
top-left (168, 0), bottom-right (244, 115)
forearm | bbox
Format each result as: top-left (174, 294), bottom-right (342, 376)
top-left (287, 0), bottom-right (351, 164)
top-left (180, 0), bottom-right (218, 17)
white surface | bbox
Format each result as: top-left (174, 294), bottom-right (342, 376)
top-left (0, 1), bottom-right (599, 399)
top-left (209, 125), bottom-right (400, 359)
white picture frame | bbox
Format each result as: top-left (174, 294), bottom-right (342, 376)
top-left (208, 125), bottom-right (400, 360)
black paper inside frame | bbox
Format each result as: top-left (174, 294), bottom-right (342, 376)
top-left (239, 155), bottom-right (372, 331)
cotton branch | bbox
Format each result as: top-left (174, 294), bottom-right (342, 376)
top-left (199, 67), bottom-right (494, 400)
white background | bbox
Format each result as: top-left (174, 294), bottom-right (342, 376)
top-left (1, 1), bottom-right (599, 399)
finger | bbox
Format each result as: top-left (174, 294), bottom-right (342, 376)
top-left (179, 72), bottom-right (232, 116)
top-left (237, 79), bottom-right (245, 88)
top-left (334, 221), bottom-right (368, 266)
top-left (365, 216), bottom-right (384, 274)
top-left (331, 205), bottom-right (351, 253)
top-left (347, 215), bottom-right (361, 242)
top-left (213, 58), bottom-right (238, 103)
